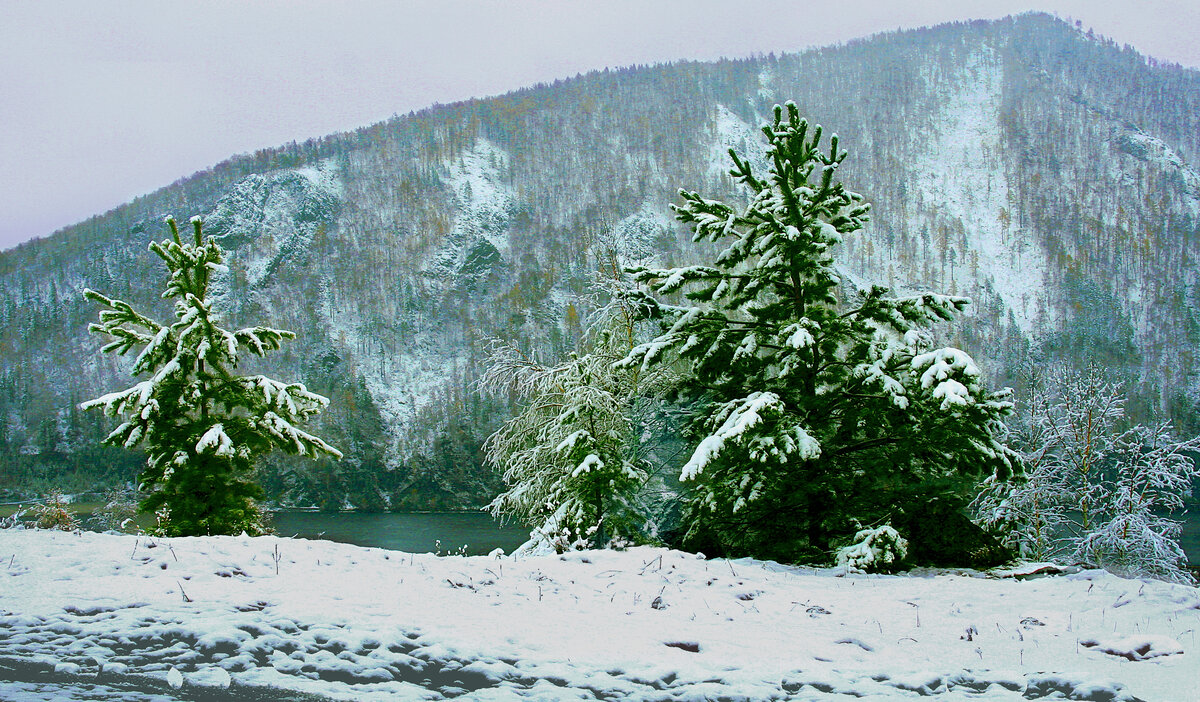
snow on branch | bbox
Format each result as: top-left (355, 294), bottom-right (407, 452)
top-left (235, 327), bottom-right (296, 357)
top-left (196, 424), bottom-right (235, 457)
top-left (912, 348), bottom-right (982, 410)
top-left (681, 392), bottom-right (819, 482)
top-left (258, 411), bottom-right (343, 459)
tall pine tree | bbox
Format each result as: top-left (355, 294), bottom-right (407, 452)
top-left (82, 216), bottom-right (341, 536)
top-left (622, 103), bottom-right (1017, 562)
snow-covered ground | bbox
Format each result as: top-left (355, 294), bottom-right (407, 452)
top-left (1, 531), bottom-right (1198, 701)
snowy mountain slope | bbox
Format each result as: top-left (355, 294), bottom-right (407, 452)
top-left (206, 160), bottom-right (343, 292)
top-left (2, 14), bottom-right (1199, 506)
top-left (907, 47), bottom-right (1052, 333)
top-left (708, 104), bottom-right (772, 182)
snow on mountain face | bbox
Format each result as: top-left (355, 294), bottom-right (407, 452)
top-left (207, 160), bottom-right (342, 291)
top-left (909, 50), bottom-right (1051, 334)
top-left (321, 140), bottom-right (523, 461)
top-left (323, 304), bottom-right (465, 463)
top-left (202, 141), bottom-right (514, 466)
top-left (709, 104), bottom-right (771, 182)
top-left (429, 138), bottom-right (516, 280)
top-left (611, 204), bottom-right (676, 264)
top-left (1117, 130), bottom-right (1200, 213)
top-left (756, 65), bottom-right (777, 104)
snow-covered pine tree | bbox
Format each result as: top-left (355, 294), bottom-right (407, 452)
top-left (82, 216), bottom-right (341, 536)
top-left (620, 102), bottom-right (1018, 562)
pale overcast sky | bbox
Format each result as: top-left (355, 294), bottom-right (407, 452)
top-left (1, 1), bottom-right (1197, 251)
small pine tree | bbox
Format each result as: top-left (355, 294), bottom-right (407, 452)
top-left (82, 216), bottom-right (341, 536)
top-left (621, 103), bottom-right (1017, 561)
top-left (33, 489), bottom-right (78, 531)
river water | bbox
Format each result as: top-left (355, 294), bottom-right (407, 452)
top-left (269, 509), bottom-right (1200, 565)
top-left (270, 510), bottom-right (531, 556)
top-left (4, 502), bottom-right (1197, 563)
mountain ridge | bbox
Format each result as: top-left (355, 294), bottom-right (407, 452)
top-left (3, 13), bottom-right (1199, 507)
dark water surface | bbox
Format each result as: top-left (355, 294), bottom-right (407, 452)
top-left (3, 501), bottom-right (1197, 563)
top-left (271, 509), bottom-right (1200, 564)
top-left (1182, 511), bottom-right (1200, 564)
top-left (269, 510), bottom-right (530, 556)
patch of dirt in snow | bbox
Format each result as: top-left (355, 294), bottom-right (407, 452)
top-left (1079, 634), bottom-right (1184, 661)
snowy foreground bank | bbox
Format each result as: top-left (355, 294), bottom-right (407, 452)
top-left (1, 532), bottom-right (1198, 701)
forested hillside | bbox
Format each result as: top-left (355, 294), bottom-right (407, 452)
top-left (3, 14), bottom-right (1198, 508)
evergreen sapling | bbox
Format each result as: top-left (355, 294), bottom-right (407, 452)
top-left (82, 216), bottom-right (341, 536)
